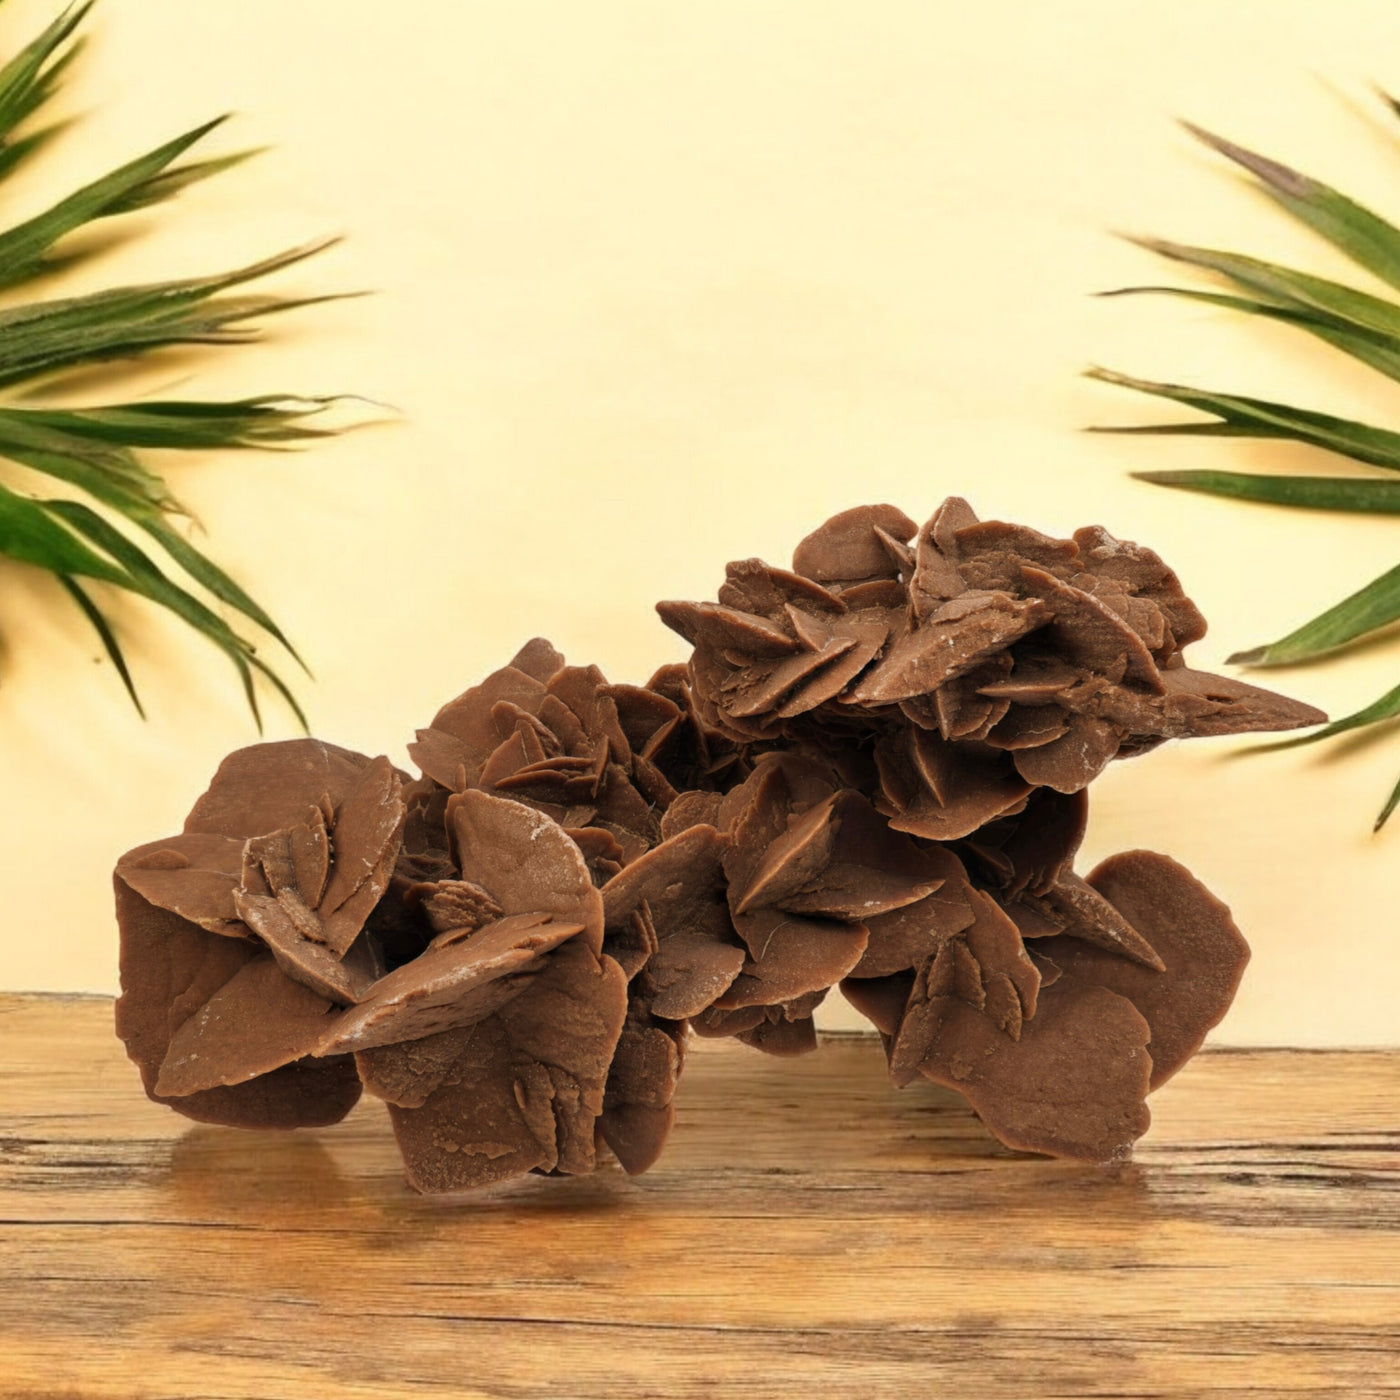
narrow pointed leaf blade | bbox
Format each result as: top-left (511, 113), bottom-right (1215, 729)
top-left (1258, 681), bottom-right (1400, 750)
top-left (1132, 236), bottom-right (1400, 343)
top-left (42, 498), bottom-right (254, 649)
top-left (39, 499), bottom-right (297, 728)
top-left (0, 240), bottom-right (333, 340)
top-left (57, 574), bottom-right (144, 715)
top-left (1102, 284), bottom-right (1400, 385)
top-left (0, 425), bottom-right (302, 668)
top-left (104, 148), bottom-right (260, 217)
top-left (1229, 560), bottom-right (1400, 666)
top-left (247, 652), bottom-right (308, 731)
top-left (0, 1), bottom-right (91, 141)
top-left (1088, 367), bottom-right (1400, 470)
top-left (1183, 122), bottom-right (1400, 294)
top-left (0, 396), bottom-right (339, 449)
top-left (1375, 772), bottom-right (1400, 832)
top-left (0, 51), bottom-right (84, 179)
top-left (0, 482), bottom-right (131, 583)
top-left (1134, 470), bottom-right (1400, 513)
top-left (0, 428), bottom-right (179, 516)
top-left (139, 514), bottom-right (303, 666)
top-left (0, 412), bottom-right (300, 661)
top-left (0, 241), bottom-right (339, 388)
top-left (0, 119), bottom-right (70, 185)
top-left (0, 115), bottom-right (229, 285)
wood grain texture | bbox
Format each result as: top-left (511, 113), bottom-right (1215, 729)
top-left (0, 992), bottom-right (1397, 1399)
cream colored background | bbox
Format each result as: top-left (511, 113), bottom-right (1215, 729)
top-left (1, 0), bottom-right (1398, 1044)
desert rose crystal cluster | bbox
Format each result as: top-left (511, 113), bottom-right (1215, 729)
top-left (114, 500), bottom-right (1323, 1192)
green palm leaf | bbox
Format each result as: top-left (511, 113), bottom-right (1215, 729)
top-left (1089, 366), bottom-right (1400, 469)
top-left (57, 574), bottom-right (140, 715)
top-left (1097, 102), bottom-right (1400, 830)
top-left (1097, 287), bottom-right (1400, 385)
top-left (1263, 681), bottom-right (1400, 750)
top-left (1131, 470), bottom-right (1400, 514)
top-left (0, 3), bottom-right (91, 146)
top-left (4, 396), bottom-right (341, 449)
top-left (1180, 122), bottom-right (1400, 293)
top-left (1124, 235), bottom-right (1400, 342)
top-left (0, 2), bottom-right (351, 726)
top-left (0, 242), bottom-right (338, 388)
top-left (0, 115), bottom-right (238, 285)
top-left (1227, 562), bottom-right (1400, 667)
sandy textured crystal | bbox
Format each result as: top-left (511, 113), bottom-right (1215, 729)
top-left (114, 500), bottom-right (1319, 1186)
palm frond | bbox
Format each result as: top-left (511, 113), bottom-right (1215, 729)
top-left (1125, 235), bottom-right (1400, 342)
top-left (1261, 681), bottom-right (1400, 750)
top-left (0, 2), bottom-right (90, 147)
top-left (1258, 676), bottom-right (1400, 833)
top-left (0, 395), bottom-right (340, 449)
top-left (1088, 366), bottom-right (1400, 469)
top-left (0, 2), bottom-right (353, 725)
top-left (1096, 99), bottom-right (1400, 830)
top-left (37, 495), bottom-right (307, 729)
top-left (1131, 469), bottom-right (1400, 514)
top-left (1098, 285), bottom-right (1400, 385)
top-left (1227, 561), bottom-right (1400, 667)
top-left (1375, 773), bottom-right (1400, 831)
top-left (56, 573), bottom-right (141, 714)
top-left (0, 414), bottom-right (307, 665)
top-left (0, 241), bottom-right (339, 389)
top-left (0, 115), bottom-right (246, 287)
top-left (1180, 122), bottom-right (1400, 293)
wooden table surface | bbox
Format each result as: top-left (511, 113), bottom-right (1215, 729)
top-left (1, 993), bottom-right (1398, 1399)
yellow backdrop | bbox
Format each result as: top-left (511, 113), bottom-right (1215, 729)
top-left (2, 0), bottom-right (1398, 1044)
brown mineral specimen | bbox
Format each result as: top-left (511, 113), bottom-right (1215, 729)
top-left (656, 498), bottom-right (1324, 792)
top-left (894, 977), bottom-right (1154, 1161)
top-left (406, 638), bottom-right (738, 867)
top-left (648, 499), bottom-right (1319, 1161)
top-left (114, 733), bottom-right (630, 1184)
top-left (597, 976), bottom-right (686, 1174)
top-left (380, 937), bottom-right (627, 1193)
top-left (601, 823), bottom-right (744, 1020)
top-left (1034, 851), bottom-right (1251, 1090)
top-left (112, 503), bottom-right (1319, 1187)
top-left (323, 786), bottom-right (630, 1192)
top-left (114, 739), bottom-right (386, 1128)
top-left (836, 831), bottom-right (1252, 1161)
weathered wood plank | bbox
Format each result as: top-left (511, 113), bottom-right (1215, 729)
top-left (1, 993), bottom-right (1397, 1398)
